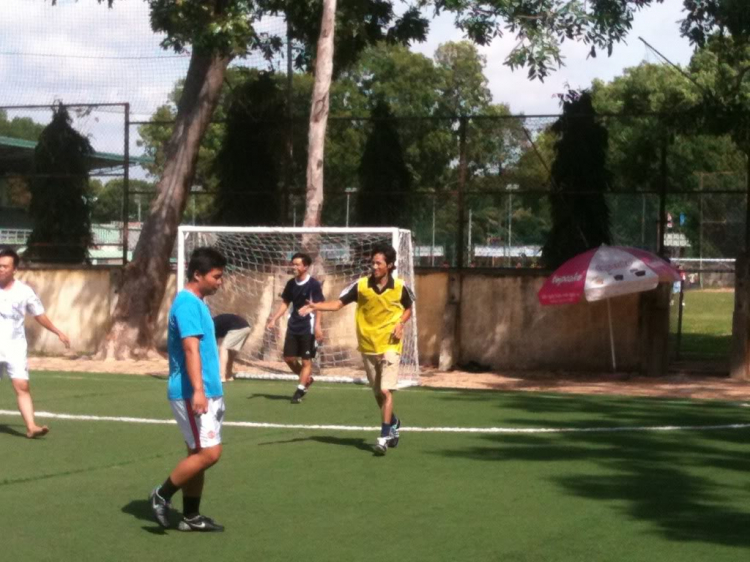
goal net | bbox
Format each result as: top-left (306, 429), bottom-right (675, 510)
top-left (177, 227), bottom-right (420, 386)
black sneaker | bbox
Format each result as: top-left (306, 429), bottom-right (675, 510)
top-left (149, 487), bottom-right (172, 528)
top-left (178, 514), bottom-right (225, 532)
top-left (390, 418), bottom-right (401, 449)
top-left (291, 388), bottom-right (305, 404)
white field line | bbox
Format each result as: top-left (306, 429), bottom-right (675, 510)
top-left (1, 410), bottom-right (749, 435)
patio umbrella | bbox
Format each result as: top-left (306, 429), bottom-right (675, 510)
top-left (537, 245), bottom-right (680, 371)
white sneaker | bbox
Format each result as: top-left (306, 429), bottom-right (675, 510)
top-left (374, 436), bottom-right (390, 455)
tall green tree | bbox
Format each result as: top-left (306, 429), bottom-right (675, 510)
top-left (80, 0), bottom-right (274, 357)
top-left (542, 92), bottom-right (611, 268)
top-left (356, 100), bottom-right (413, 227)
top-left (25, 105), bottom-right (93, 264)
top-left (213, 72), bottom-right (287, 225)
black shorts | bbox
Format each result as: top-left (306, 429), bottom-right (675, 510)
top-left (283, 332), bottom-right (317, 360)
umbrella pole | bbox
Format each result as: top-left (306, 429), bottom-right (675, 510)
top-left (607, 298), bottom-right (617, 372)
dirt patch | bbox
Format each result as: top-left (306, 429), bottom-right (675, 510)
top-left (29, 355), bottom-right (170, 377)
top-left (29, 355), bottom-right (750, 402)
top-left (419, 368), bottom-right (750, 401)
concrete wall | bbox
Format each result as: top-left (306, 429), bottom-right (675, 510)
top-left (19, 267), bottom-right (667, 372)
top-left (19, 267), bottom-right (176, 354)
top-left (415, 269), bottom-right (658, 372)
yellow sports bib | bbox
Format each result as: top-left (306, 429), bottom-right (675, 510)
top-left (355, 276), bottom-right (406, 355)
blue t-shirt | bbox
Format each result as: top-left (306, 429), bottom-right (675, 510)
top-left (280, 276), bottom-right (324, 335)
top-left (167, 290), bottom-right (223, 401)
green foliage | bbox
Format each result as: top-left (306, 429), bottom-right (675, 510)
top-left (542, 91), bottom-right (611, 268)
top-left (428, 0), bottom-right (665, 80)
top-left (590, 61), bottom-right (747, 256)
top-left (270, 0), bottom-right (429, 73)
top-left (0, 110), bottom-right (45, 141)
top-left (681, 0), bottom-right (750, 47)
top-left (25, 105), bottom-right (93, 263)
top-left (356, 101), bottom-right (413, 227)
top-left (687, 37), bottom-right (750, 151)
top-left (434, 41), bottom-right (492, 114)
top-left (139, 40), bottom-right (522, 233)
top-left (0, 110), bottom-right (46, 208)
top-left (148, 0), bottom-right (281, 58)
top-left (90, 179), bottom-right (157, 224)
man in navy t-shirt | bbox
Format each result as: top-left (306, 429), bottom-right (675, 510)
top-left (266, 252), bottom-right (324, 403)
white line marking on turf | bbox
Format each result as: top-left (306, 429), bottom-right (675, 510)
top-left (1, 410), bottom-right (749, 434)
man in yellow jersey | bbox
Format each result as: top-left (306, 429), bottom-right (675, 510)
top-left (300, 243), bottom-right (414, 455)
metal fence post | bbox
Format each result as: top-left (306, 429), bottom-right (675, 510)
top-left (121, 102), bottom-right (130, 265)
top-left (658, 132), bottom-right (668, 258)
top-left (456, 116), bottom-right (468, 268)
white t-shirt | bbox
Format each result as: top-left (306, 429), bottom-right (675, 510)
top-left (0, 279), bottom-right (45, 361)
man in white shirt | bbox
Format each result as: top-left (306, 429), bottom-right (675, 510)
top-left (0, 248), bottom-right (70, 438)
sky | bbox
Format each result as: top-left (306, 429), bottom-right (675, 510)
top-left (0, 0), bottom-right (696, 155)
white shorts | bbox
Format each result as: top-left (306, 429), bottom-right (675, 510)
top-left (170, 396), bottom-right (225, 450)
top-left (0, 358), bottom-right (29, 381)
top-left (220, 327), bottom-right (251, 352)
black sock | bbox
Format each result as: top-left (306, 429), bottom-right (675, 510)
top-left (390, 414), bottom-right (398, 425)
top-left (158, 477), bottom-right (179, 501)
top-left (183, 496), bottom-right (201, 519)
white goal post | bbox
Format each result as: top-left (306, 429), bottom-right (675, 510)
top-left (177, 226), bottom-right (420, 386)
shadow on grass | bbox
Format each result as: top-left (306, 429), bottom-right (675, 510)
top-left (258, 435), bottom-right (374, 453)
top-left (121, 499), bottom-right (169, 535)
top-left (432, 391), bottom-right (750, 548)
top-left (246, 393), bottom-right (292, 402)
top-left (309, 435), bottom-right (375, 453)
top-left (0, 424), bottom-right (27, 438)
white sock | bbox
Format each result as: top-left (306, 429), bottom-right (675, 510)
top-left (297, 384), bottom-right (306, 391)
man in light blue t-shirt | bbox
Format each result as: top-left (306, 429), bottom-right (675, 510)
top-left (149, 247), bottom-right (227, 533)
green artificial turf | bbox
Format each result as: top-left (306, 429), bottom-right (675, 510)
top-left (1, 372), bottom-right (750, 561)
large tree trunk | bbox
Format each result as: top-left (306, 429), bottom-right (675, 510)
top-left (98, 51), bottom-right (231, 359)
top-left (303, 0), bottom-right (337, 227)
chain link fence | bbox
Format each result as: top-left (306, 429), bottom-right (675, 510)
top-left (1, 108), bottom-right (748, 273)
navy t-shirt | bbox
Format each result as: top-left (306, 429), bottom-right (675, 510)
top-left (213, 314), bottom-right (250, 339)
top-left (281, 276), bottom-right (324, 335)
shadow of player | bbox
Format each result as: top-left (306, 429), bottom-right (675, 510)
top-left (0, 424), bottom-right (28, 438)
top-left (258, 434), bottom-right (374, 453)
top-left (121, 499), bottom-right (169, 535)
top-left (310, 435), bottom-right (376, 453)
top-left (246, 393), bottom-right (292, 402)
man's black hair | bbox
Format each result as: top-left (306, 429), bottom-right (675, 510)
top-left (0, 247), bottom-right (20, 268)
top-left (371, 243), bottom-right (397, 266)
top-left (187, 247), bottom-right (227, 281)
top-left (291, 252), bottom-right (312, 267)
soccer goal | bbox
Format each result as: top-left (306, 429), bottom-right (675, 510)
top-left (177, 226), bottom-right (420, 386)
